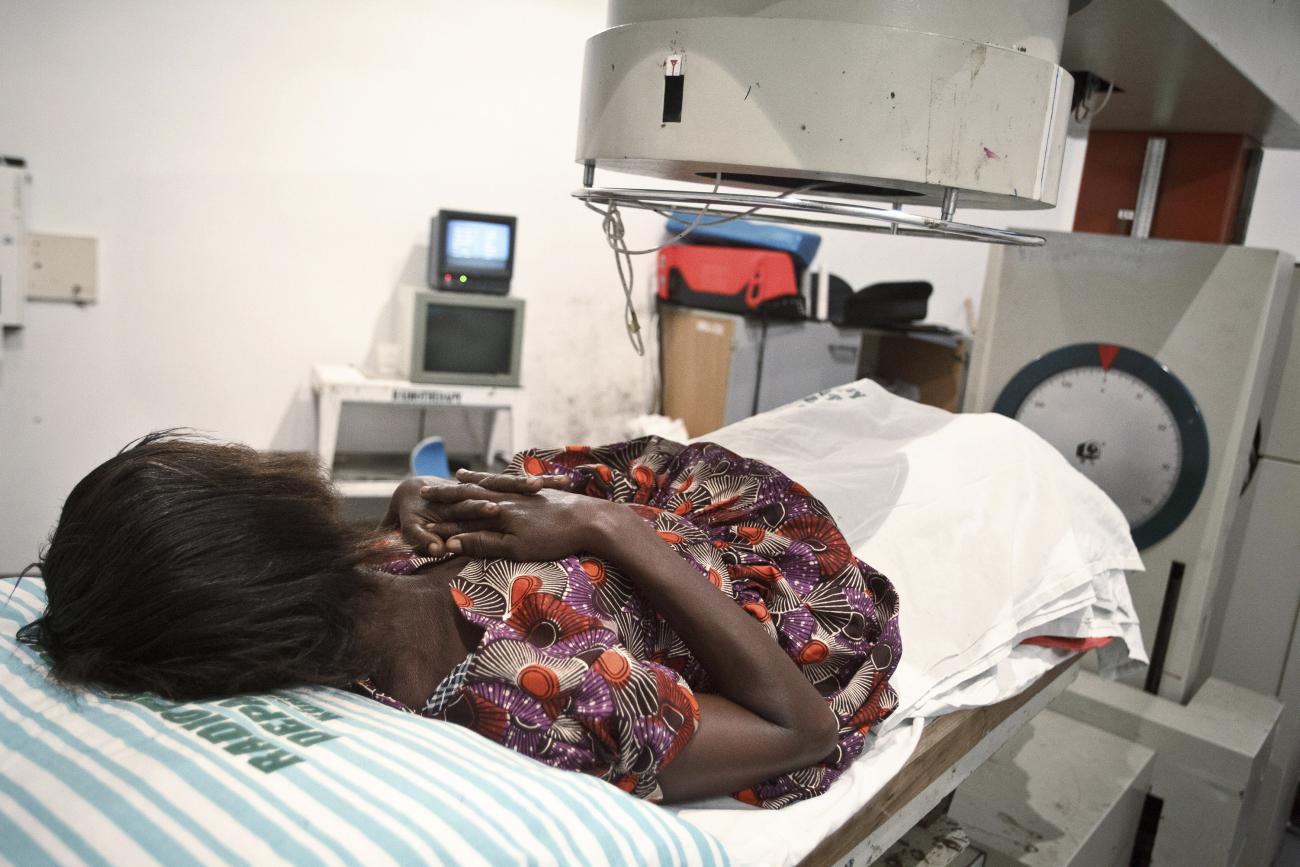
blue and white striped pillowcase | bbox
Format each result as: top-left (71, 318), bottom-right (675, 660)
top-left (0, 577), bottom-right (729, 867)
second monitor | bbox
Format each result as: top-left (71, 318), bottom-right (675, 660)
top-left (428, 209), bottom-right (516, 295)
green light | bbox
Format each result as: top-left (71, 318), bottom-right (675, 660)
top-left (459, 275), bottom-right (468, 283)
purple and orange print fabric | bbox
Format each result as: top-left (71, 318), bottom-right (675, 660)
top-left (361, 437), bottom-right (902, 808)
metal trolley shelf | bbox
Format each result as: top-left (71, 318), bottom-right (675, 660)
top-left (311, 364), bottom-right (529, 497)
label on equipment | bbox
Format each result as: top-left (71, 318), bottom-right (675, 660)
top-left (392, 389), bottom-right (463, 406)
top-left (665, 54), bottom-right (684, 77)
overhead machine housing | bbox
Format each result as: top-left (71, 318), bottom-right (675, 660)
top-left (575, 0), bottom-right (1077, 244)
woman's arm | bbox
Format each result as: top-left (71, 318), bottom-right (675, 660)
top-left (432, 483), bottom-right (839, 802)
top-left (588, 508), bottom-right (839, 802)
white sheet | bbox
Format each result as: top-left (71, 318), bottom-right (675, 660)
top-left (673, 381), bottom-right (1147, 865)
top-left (910, 645), bottom-right (1074, 717)
top-left (704, 380), bottom-right (1144, 720)
top-left (900, 568), bottom-right (1148, 722)
top-left (668, 720), bottom-right (924, 867)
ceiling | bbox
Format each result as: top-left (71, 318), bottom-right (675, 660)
top-left (1062, 0), bottom-right (1300, 147)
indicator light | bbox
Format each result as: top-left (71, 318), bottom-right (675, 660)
top-left (459, 275), bottom-right (468, 283)
top-left (443, 273), bottom-right (452, 283)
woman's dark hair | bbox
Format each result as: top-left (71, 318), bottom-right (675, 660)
top-left (17, 431), bottom-right (373, 700)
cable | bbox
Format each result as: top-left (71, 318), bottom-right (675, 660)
top-left (582, 199), bottom-right (647, 355)
top-left (751, 317), bottom-right (769, 417)
top-left (652, 311), bottom-right (664, 414)
top-left (586, 173), bottom-right (827, 354)
top-left (581, 172), bottom-right (726, 356)
top-left (1092, 80), bottom-right (1116, 118)
top-left (1074, 78), bottom-right (1115, 122)
top-left (617, 173), bottom-right (725, 255)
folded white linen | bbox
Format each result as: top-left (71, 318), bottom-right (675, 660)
top-left (676, 381), bottom-right (1147, 863)
top-left (910, 645), bottom-right (1073, 718)
top-left (1026, 569), bottom-right (1145, 647)
top-left (704, 380), bottom-right (1144, 718)
top-left (908, 564), bottom-right (1148, 713)
top-left (914, 570), bottom-right (1148, 718)
top-left (883, 583), bottom-right (1099, 726)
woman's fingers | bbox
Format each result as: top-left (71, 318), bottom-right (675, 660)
top-left (456, 469), bottom-right (540, 493)
top-left (426, 517), bottom-right (497, 540)
top-left (400, 500), bottom-right (499, 556)
top-left (446, 531), bottom-right (516, 559)
top-left (431, 499), bottom-right (500, 520)
top-left (422, 472), bottom-right (567, 509)
top-left (420, 472), bottom-right (566, 508)
top-left (401, 522), bottom-right (448, 557)
top-left (421, 481), bottom-right (497, 504)
top-left (456, 469), bottom-right (568, 493)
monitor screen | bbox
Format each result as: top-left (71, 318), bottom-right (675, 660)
top-left (423, 304), bottom-right (516, 375)
top-left (443, 219), bottom-right (511, 274)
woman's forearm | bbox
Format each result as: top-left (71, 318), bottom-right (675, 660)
top-left (590, 506), bottom-right (837, 746)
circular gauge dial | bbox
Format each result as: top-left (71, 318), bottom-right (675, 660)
top-left (1015, 367), bottom-right (1180, 527)
top-left (994, 344), bottom-right (1209, 550)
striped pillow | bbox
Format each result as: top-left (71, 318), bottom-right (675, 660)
top-left (0, 578), bottom-right (727, 866)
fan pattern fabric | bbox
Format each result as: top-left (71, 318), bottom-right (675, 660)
top-left (365, 437), bottom-right (902, 808)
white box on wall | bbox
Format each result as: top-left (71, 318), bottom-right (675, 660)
top-left (27, 233), bottom-right (98, 304)
top-left (0, 158), bottom-right (30, 329)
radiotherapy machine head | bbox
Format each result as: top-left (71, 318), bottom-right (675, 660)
top-left (574, 1), bottom-right (1080, 244)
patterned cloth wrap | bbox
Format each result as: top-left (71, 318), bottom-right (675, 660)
top-left (360, 437), bottom-right (902, 808)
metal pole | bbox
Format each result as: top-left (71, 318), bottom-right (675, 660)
top-left (1131, 137), bottom-right (1166, 239)
top-left (941, 188), bottom-right (958, 222)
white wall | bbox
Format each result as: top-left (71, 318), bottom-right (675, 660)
top-left (1, 0), bottom-right (1297, 571)
top-left (0, 0), bottom-right (639, 569)
top-left (1244, 149), bottom-right (1300, 258)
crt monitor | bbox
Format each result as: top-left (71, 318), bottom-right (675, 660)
top-left (428, 210), bottom-right (517, 294)
top-left (410, 290), bottom-right (524, 387)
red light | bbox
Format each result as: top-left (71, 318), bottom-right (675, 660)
top-left (443, 273), bottom-right (452, 283)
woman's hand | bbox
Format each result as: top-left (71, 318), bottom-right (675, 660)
top-left (383, 477), bottom-right (472, 556)
top-left (385, 471), bottom-right (566, 556)
top-left (421, 471), bottom-right (628, 562)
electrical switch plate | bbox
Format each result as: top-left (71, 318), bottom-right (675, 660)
top-left (27, 232), bottom-right (97, 304)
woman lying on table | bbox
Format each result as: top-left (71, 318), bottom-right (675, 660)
top-left (20, 433), bottom-right (901, 808)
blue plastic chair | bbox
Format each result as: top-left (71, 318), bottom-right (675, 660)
top-left (409, 436), bottom-right (451, 478)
